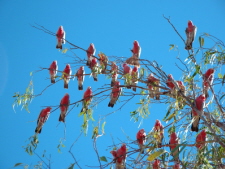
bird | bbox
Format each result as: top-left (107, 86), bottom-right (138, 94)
top-left (59, 93), bottom-right (70, 122)
top-left (169, 132), bottom-right (179, 162)
top-left (126, 40), bottom-right (141, 67)
top-left (98, 52), bottom-right (108, 74)
top-left (123, 63), bottom-right (132, 88)
top-left (203, 68), bottom-right (215, 98)
top-left (108, 81), bottom-right (121, 108)
top-left (76, 66), bottom-right (85, 90)
top-left (56, 26), bottom-right (66, 49)
top-left (62, 64), bottom-right (72, 89)
top-left (90, 57), bottom-right (98, 81)
top-left (152, 159), bottom-right (161, 169)
top-left (111, 62), bottom-right (118, 87)
top-left (147, 73), bottom-right (160, 100)
top-left (35, 107), bottom-right (51, 134)
top-left (81, 87), bottom-right (93, 113)
top-left (191, 94), bottom-right (206, 132)
top-left (136, 129), bottom-right (146, 153)
top-left (116, 144), bottom-right (127, 169)
top-left (131, 66), bottom-right (139, 92)
top-left (185, 20), bottom-right (197, 50)
top-left (196, 129), bottom-right (207, 150)
top-left (49, 60), bottom-right (58, 83)
top-left (86, 43), bottom-right (96, 66)
top-left (153, 120), bottom-right (164, 147)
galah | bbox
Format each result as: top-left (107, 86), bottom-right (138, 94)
top-left (185, 20), bottom-right (197, 50)
top-left (173, 163), bottom-right (180, 169)
top-left (131, 66), bottom-right (139, 92)
top-left (111, 62), bottom-right (118, 87)
top-left (86, 43), bottom-right (96, 66)
top-left (176, 81), bottom-right (186, 96)
top-left (59, 93), bottom-right (70, 122)
top-left (116, 144), bottom-right (127, 169)
top-left (35, 107), bottom-right (51, 134)
top-left (110, 150), bottom-right (117, 163)
top-left (49, 60), bottom-right (58, 83)
top-left (203, 68), bottom-right (215, 98)
top-left (147, 73), bottom-right (160, 100)
top-left (196, 129), bottom-right (207, 150)
top-left (90, 57), bottom-right (98, 81)
top-left (126, 40), bottom-right (141, 67)
top-left (176, 80), bottom-right (186, 109)
top-left (108, 81), bottom-right (121, 108)
top-left (98, 52), bottom-right (108, 74)
top-left (191, 94), bottom-right (206, 132)
top-left (56, 26), bottom-right (66, 49)
top-left (166, 74), bottom-right (177, 90)
top-left (62, 64), bottom-right (72, 89)
top-left (76, 66), bottom-right (85, 90)
top-left (169, 132), bottom-right (179, 162)
top-left (81, 87), bottom-right (92, 113)
top-left (123, 63), bottom-right (132, 88)
top-left (153, 120), bottom-right (164, 147)
top-left (152, 159), bottom-right (161, 169)
top-left (136, 129), bottom-right (146, 153)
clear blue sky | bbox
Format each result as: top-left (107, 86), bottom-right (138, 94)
top-left (1, 1), bottom-right (225, 168)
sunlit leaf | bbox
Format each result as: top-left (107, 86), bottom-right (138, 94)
top-left (100, 156), bottom-right (108, 162)
top-left (199, 37), bottom-right (204, 47)
top-left (101, 121), bottom-right (106, 134)
top-left (169, 44), bottom-right (175, 50)
top-left (218, 73), bottom-right (223, 79)
top-left (147, 149), bottom-right (166, 161)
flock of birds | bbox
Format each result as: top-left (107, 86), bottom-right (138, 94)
top-left (34, 20), bottom-right (215, 169)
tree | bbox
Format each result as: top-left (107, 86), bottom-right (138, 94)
top-left (12, 16), bottom-right (225, 169)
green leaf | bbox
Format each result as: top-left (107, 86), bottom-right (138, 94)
top-left (169, 44), bottom-right (175, 50)
top-left (168, 126), bottom-right (175, 134)
top-left (30, 72), bottom-right (33, 76)
top-left (218, 73), bottom-right (223, 79)
top-left (163, 106), bottom-right (173, 121)
top-left (199, 36), bottom-right (204, 47)
top-left (147, 149), bottom-right (167, 161)
top-left (100, 156), bottom-right (108, 162)
top-left (101, 121), bottom-right (106, 134)
top-left (14, 163), bottom-right (23, 167)
top-left (61, 144), bottom-right (66, 147)
top-left (68, 163), bottom-right (75, 169)
top-left (62, 48), bottom-right (68, 53)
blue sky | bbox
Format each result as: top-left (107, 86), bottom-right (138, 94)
top-left (1, 1), bottom-right (225, 168)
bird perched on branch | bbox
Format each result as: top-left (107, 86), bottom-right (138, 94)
top-left (35, 107), bottom-right (51, 134)
top-left (126, 40), bottom-right (141, 67)
top-left (153, 120), bottom-right (164, 147)
top-left (191, 94), bottom-right (206, 132)
top-left (196, 129), bottom-right (207, 150)
top-left (98, 52), bottom-right (108, 74)
top-left (90, 57), bottom-right (99, 81)
top-left (76, 66), bottom-right (85, 90)
top-left (152, 159), bottom-right (161, 169)
top-left (147, 73), bottom-right (160, 100)
top-left (123, 63), bottom-right (132, 88)
top-left (81, 87), bottom-right (92, 113)
top-left (136, 129), bottom-right (146, 153)
top-left (111, 144), bottom-right (127, 169)
top-left (203, 68), bottom-right (215, 98)
top-left (111, 62), bottom-right (118, 87)
top-left (59, 93), bottom-right (70, 122)
top-left (131, 66), bottom-right (139, 92)
top-left (86, 43), bottom-right (96, 66)
top-left (108, 81), bottom-right (121, 108)
top-left (169, 132), bottom-right (179, 162)
top-left (185, 20), bottom-right (197, 50)
top-left (49, 60), bottom-right (58, 83)
top-left (62, 64), bottom-right (72, 89)
top-left (56, 26), bottom-right (65, 49)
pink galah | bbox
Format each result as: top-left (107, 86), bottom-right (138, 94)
top-left (169, 132), bottom-right (179, 162)
top-left (191, 94), bottom-right (206, 132)
top-left (173, 162), bottom-right (180, 169)
top-left (203, 68), bottom-right (215, 98)
top-left (116, 144), bottom-right (126, 169)
top-left (86, 43), bottom-right (96, 66)
top-left (56, 26), bottom-right (66, 49)
top-left (131, 66), bottom-right (139, 92)
top-left (49, 60), bottom-right (58, 83)
top-left (136, 129), bottom-right (146, 153)
top-left (108, 81), bottom-right (121, 108)
top-left (147, 73), bottom-right (160, 100)
top-left (166, 74), bottom-right (177, 90)
top-left (111, 62), bottom-right (118, 87)
top-left (81, 87), bottom-right (92, 113)
top-left (35, 107), bottom-right (51, 134)
top-left (126, 40), bottom-right (141, 67)
top-left (123, 63), bottom-right (132, 89)
top-left (196, 129), bottom-right (207, 150)
top-left (90, 57), bottom-right (98, 81)
top-left (154, 120), bottom-right (164, 147)
top-left (152, 159), bottom-right (161, 169)
top-left (98, 52), bottom-right (108, 74)
top-left (59, 93), bottom-right (70, 122)
top-left (185, 20), bottom-right (197, 50)
top-left (176, 81), bottom-right (186, 95)
top-left (62, 64), bottom-right (72, 89)
top-left (76, 66), bottom-right (85, 90)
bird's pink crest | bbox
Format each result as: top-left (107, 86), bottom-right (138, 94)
top-left (201, 129), bottom-right (207, 137)
top-left (133, 40), bottom-right (139, 47)
top-left (168, 74), bottom-right (173, 79)
top-left (188, 20), bottom-right (193, 27)
top-left (66, 64), bottom-right (70, 69)
top-left (133, 66), bottom-right (138, 72)
top-left (123, 63), bottom-right (127, 67)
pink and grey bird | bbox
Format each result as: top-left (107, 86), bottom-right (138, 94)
top-left (147, 73), bottom-right (160, 100)
top-left (173, 163), bottom-right (180, 169)
top-left (90, 57), bottom-right (98, 81)
top-left (49, 60), bottom-right (58, 83)
top-left (166, 74), bottom-right (177, 90)
top-left (126, 40), bottom-right (141, 67)
top-left (154, 120), bottom-right (164, 147)
top-left (108, 81), bottom-right (121, 108)
top-left (116, 144), bottom-right (127, 169)
top-left (203, 68), bottom-right (215, 98)
top-left (123, 63), bottom-right (132, 89)
top-left (131, 66), bottom-right (139, 92)
top-left (136, 129), bottom-right (146, 153)
top-left (98, 52), bottom-right (108, 74)
top-left (86, 43), bottom-right (96, 66)
top-left (169, 132), bottom-right (179, 162)
top-left (35, 107), bottom-right (51, 134)
top-left (191, 94), bottom-right (206, 132)
top-left (185, 20), bottom-right (197, 50)
top-left (56, 26), bottom-right (66, 49)
top-left (81, 87), bottom-right (93, 113)
top-left (59, 93), bottom-right (70, 122)
top-left (76, 66), bottom-right (85, 90)
top-left (62, 64), bottom-right (72, 89)
top-left (111, 62), bottom-right (118, 87)
top-left (196, 129), bottom-right (207, 150)
top-left (152, 159), bottom-right (161, 169)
